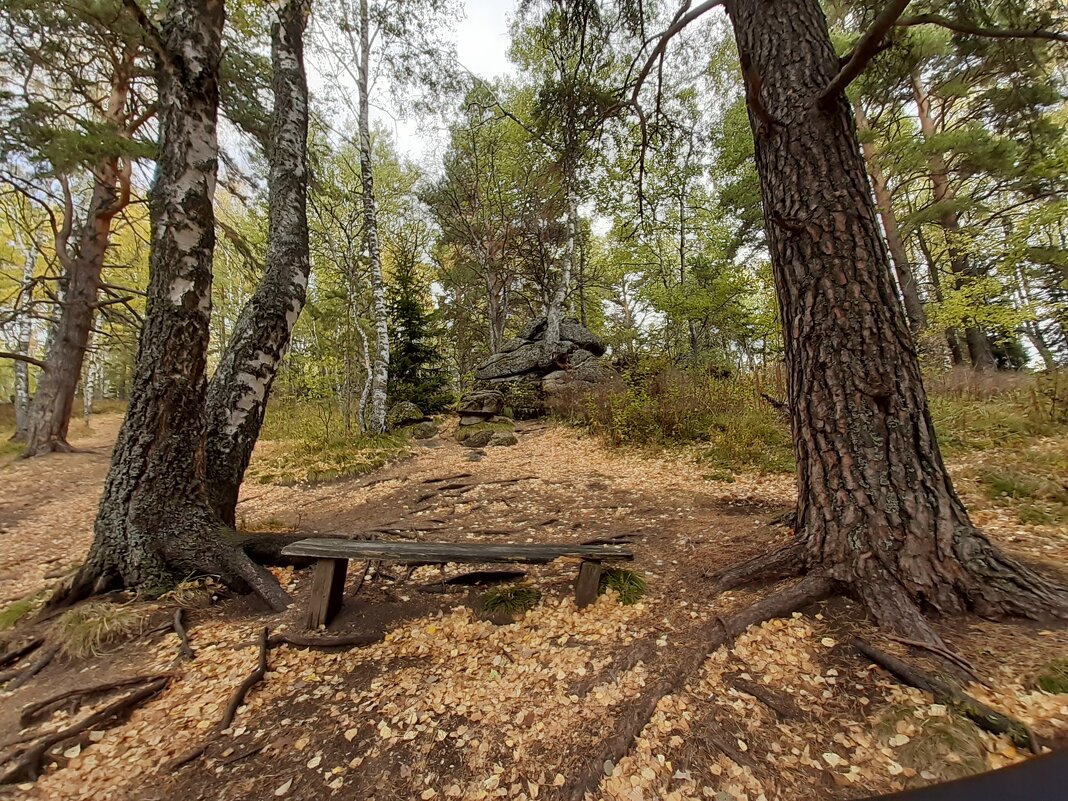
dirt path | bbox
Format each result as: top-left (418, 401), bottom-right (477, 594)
top-left (2, 418), bottom-right (1066, 801)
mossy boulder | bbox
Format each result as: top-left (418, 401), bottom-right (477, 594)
top-left (387, 401), bottom-right (424, 428)
top-left (407, 420), bottom-right (440, 440)
top-left (488, 431), bottom-right (518, 447)
top-left (455, 420), bottom-right (514, 448)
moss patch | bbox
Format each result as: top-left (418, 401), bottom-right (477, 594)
top-left (455, 420), bottom-right (515, 444)
top-left (0, 589), bottom-right (48, 631)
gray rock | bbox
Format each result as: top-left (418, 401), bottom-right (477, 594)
top-left (408, 420), bottom-right (439, 439)
top-left (560, 319), bottom-right (606, 356)
top-left (498, 337), bottom-right (528, 353)
top-left (488, 431), bottom-right (519, 447)
top-left (466, 450), bottom-right (485, 461)
top-left (459, 414), bottom-right (486, 426)
top-left (387, 400), bottom-right (424, 428)
top-left (460, 429), bottom-right (496, 448)
top-left (457, 389), bottom-right (506, 417)
top-left (475, 341), bottom-right (575, 381)
top-left (568, 348), bottom-right (596, 367)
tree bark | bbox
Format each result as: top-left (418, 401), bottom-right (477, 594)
top-left (357, 0), bottom-right (389, 432)
top-left (56, 0), bottom-right (289, 612)
top-left (725, 0), bottom-right (1068, 642)
top-left (22, 50), bottom-right (137, 456)
top-left (545, 178), bottom-right (577, 349)
top-left (11, 241), bottom-right (36, 441)
top-left (909, 71), bottom-right (996, 370)
top-left (204, 0), bottom-right (311, 526)
top-left (854, 104), bottom-right (926, 336)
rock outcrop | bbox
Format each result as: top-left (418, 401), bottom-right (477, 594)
top-left (472, 317), bottom-right (619, 418)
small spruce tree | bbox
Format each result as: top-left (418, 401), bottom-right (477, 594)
top-left (387, 256), bottom-right (452, 412)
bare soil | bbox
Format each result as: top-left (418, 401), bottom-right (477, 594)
top-left (1, 414), bottom-right (1066, 801)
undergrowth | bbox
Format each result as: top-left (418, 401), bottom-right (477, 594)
top-left (0, 589), bottom-right (48, 631)
top-left (50, 601), bottom-right (148, 658)
top-left (1034, 658), bottom-right (1068, 693)
top-left (549, 366), bottom-right (1068, 484)
top-left (598, 568), bottom-right (646, 605)
top-left (250, 401), bottom-right (410, 484)
top-left (478, 584), bottom-right (542, 616)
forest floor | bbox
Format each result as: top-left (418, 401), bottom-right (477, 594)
top-left (1, 412), bottom-right (1067, 801)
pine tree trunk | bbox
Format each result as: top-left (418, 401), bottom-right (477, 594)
top-left (58, 0), bottom-right (288, 611)
top-left (22, 53), bottom-right (136, 456)
top-left (357, 0), bottom-right (389, 432)
top-left (205, 0), bottom-right (311, 526)
top-left (725, 0), bottom-right (1067, 640)
top-left (855, 105), bottom-right (926, 336)
top-left (909, 71), bottom-right (996, 370)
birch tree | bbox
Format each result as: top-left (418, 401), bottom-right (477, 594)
top-left (204, 0), bottom-right (313, 526)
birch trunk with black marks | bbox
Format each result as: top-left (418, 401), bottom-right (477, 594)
top-left (855, 105), bottom-right (925, 336)
top-left (545, 179), bottom-right (577, 349)
top-left (205, 0), bottom-right (311, 526)
top-left (909, 71), bottom-right (995, 370)
top-left (722, 0), bottom-right (1068, 643)
top-left (55, 0), bottom-right (289, 612)
top-left (11, 242), bottom-right (36, 441)
top-left (357, 0), bottom-right (389, 432)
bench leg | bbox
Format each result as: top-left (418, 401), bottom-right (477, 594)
top-left (575, 559), bottom-right (602, 609)
top-left (307, 557), bottom-right (348, 629)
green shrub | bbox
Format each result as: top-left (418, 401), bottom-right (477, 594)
top-left (478, 584), bottom-right (542, 616)
top-left (598, 568), bottom-right (646, 604)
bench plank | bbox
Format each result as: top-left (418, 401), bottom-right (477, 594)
top-left (281, 538), bottom-right (633, 564)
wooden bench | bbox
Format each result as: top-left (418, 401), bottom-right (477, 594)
top-left (280, 538), bottom-right (635, 628)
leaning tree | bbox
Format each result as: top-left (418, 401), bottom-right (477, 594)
top-left (628, 0), bottom-right (1068, 644)
top-left (51, 0), bottom-right (311, 610)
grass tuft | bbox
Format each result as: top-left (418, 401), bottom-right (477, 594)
top-left (159, 577), bottom-right (221, 609)
top-left (1035, 658), bottom-right (1068, 694)
top-left (874, 703), bottom-right (987, 786)
top-left (50, 601), bottom-right (148, 658)
top-left (598, 568), bottom-right (647, 605)
top-left (478, 583), bottom-right (542, 616)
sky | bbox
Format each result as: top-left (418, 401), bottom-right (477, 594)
top-left (372, 0), bottom-right (518, 165)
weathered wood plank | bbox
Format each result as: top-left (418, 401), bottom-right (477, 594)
top-left (281, 538), bottom-right (633, 564)
top-left (575, 560), bottom-right (602, 609)
top-left (307, 557), bottom-right (347, 629)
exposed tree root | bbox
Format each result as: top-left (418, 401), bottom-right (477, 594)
top-left (0, 637), bottom-right (43, 670)
top-left (19, 674), bottom-right (173, 727)
top-left (708, 539), bottom-right (805, 592)
top-left (851, 637), bottom-right (1040, 753)
top-left (167, 627), bottom-right (269, 772)
top-left (563, 574), bottom-right (834, 800)
top-left (725, 671), bottom-right (802, 721)
top-left (4, 645), bottom-right (57, 690)
top-left (885, 633), bottom-right (988, 688)
top-left (0, 677), bottom-right (168, 784)
top-left (173, 609), bottom-right (194, 661)
top-left (266, 632), bottom-right (383, 650)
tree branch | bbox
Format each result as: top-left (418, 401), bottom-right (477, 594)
top-left (0, 351), bottom-right (47, 369)
top-left (819, 0), bottom-right (914, 107)
top-left (120, 0), bottom-right (171, 64)
top-left (896, 13), bottom-right (1068, 44)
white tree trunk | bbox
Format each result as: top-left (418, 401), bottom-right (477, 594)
top-left (356, 320), bottom-right (372, 434)
top-left (357, 0), bottom-right (389, 432)
top-left (204, 0), bottom-right (312, 526)
top-left (545, 181), bottom-right (578, 348)
top-left (12, 243), bottom-right (35, 440)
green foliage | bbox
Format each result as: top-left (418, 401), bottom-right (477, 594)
top-left (0, 589), bottom-right (48, 631)
top-left (478, 583), bottom-right (541, 617)
top-left (598, 568), bottom-right (646, 605)
top-left (387, 255), bottom-right (452, 412)
top-left (1035, 659), bottom-right (1068, 694)
top-left (557, 363), bottom-right (795, 475)
top-left (50, 601), bottom-right (148, 658)
top-left (252, 402), bottom-right (410, 484)
top-left (972, 445), bottom-right (1068, 526)
top-left (454, 420), bottom-right (514, 444)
